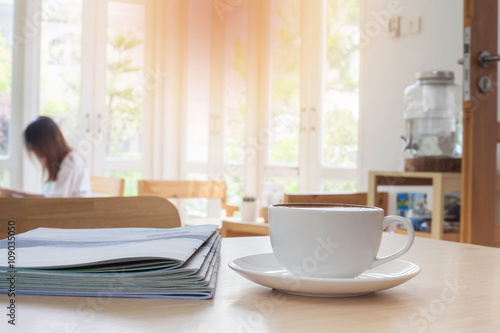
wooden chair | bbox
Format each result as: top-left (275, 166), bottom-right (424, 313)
top-left (220, 192), bottom-right (389, 238)
top-left (137, 180), bottom-right (238, 225)
top-left (284, 192), bottom-right (389, 212)
top-left (90, 175), bottom-right (125, 197)
top-left (0, 196), bottom-right (181, 239)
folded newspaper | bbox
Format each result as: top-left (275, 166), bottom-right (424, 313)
top-left (0, 225), bottom-right (220, 299)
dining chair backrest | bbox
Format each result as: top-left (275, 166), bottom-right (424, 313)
top-left (90, 175), bottom-right (125, 197)
top-left (283, 192), bottom-right (389, 213)
top-left (0, 196), bottom-right (181, 239)
top-left (221, 192), bottom-right (390, 239)
top-left (137, 180), bottom-right (238, 216)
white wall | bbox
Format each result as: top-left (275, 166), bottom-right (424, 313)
top-left (358, 0), bottom-right (463, 191)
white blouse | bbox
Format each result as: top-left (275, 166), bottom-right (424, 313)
top-left (42, 151), bottom-right (92, 198)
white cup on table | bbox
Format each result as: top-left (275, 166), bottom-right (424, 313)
top-left (268, 203), bottom-right (415, 278)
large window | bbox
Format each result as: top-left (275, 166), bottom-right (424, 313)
top-left (3, 0), bottom-right (359, 201)
top-left (0, 0), bottom-right (153, 194)
top-left (181, 0), bottom-right (360, 206)
top-left (182, 0), bottom-right (249, 206)
top-left (38, 0), bottom-right (151, 193)
top-left (262, 0), bottom-right (359, 195)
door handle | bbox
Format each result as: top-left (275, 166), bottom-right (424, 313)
top-left (478, 50), bottom-right (500, 68)
top-left (457, 51), bottom-right (500, 67)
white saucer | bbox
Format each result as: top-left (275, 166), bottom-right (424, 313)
top-left (228, 253), bottom-right (420, 297)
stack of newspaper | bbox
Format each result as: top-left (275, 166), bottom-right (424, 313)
top-left (0, 225), bottom-right (220, 299)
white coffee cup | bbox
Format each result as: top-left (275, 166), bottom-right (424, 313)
top-left (269, 203), bottom-right (415, 278)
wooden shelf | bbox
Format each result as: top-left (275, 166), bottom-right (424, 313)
top-left (368, 171), bottom-right (461, 242)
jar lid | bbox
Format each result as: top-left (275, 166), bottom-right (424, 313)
top-left (415, 70), bottom-right (454, 81)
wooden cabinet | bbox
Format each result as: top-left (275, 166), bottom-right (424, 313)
top-left (367, 171), bottom-right (461, 242)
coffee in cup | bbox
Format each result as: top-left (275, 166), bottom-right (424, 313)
top-left (268, 203), bottom-right (415, 278)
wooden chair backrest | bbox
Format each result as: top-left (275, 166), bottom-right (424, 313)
top-left (0, 196), bottom-right (180, 239)
top-left (138, 180), bottom-right (238, 217)
top-left (90, 176), bottom-right (125, 197)
top-left (138, 180), bottom-right (226, 201)
top-left (283, 192), bottom-right (389, 213)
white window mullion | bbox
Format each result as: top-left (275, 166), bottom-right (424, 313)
top-left (162, 0), bottom-right (183, 180)
top-left (243, 0), bottom-right (261, 198)
top-left (80, 0), bottom-right (97, 172)
top-left (178, 0), bottom-right (189, 180)
top-left (151, 0), bottom-right (169, 179)
top-left (140, 0), bottom-right (155, 179)
top-left (257, 0), bottom-right (272, 195)
top-left (209, 5), bottom-right (224, 174)
top-left (298, 0), bottom-right (312, 193)
top-left (90, 0), bottom-right (107, 176)
top-left (20, 0), bottom-right (42, 193)
top-left (304, 0), bottom-right (325, 192)
top-left (182, 0), bottom-right (212, 180)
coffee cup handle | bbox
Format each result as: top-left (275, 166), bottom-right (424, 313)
top-left (368, 215), bottom-right (415, 270)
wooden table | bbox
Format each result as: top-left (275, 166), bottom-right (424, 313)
top-left (2, 234), bottom-right (500, 332)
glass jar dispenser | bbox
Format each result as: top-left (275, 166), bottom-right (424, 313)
top-left (402, 70), bottom-right (462, 158)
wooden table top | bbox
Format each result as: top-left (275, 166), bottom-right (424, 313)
top-left (2, 234), bottom-right (500, 332)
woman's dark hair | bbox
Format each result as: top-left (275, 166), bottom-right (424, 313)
top-left (24, 116), bottom-right (72, 182)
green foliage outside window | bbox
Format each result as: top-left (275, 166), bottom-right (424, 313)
top-left (322, 180), bottom-right (356, 192)
top-left (269, 0), bottom-right (301, 165)
top-left (0, 169), bottom-right (9, 187)
top-left (106, 170), bottom-right (141, 196)
top-left (0, 27), bottom-right (11, 155)
top-left (225, 39), bottom-right (247, 164)
top-left (226, 0), bottom-right (359, 168)
top-left (38, 26), bottom-right (144, 159)
top-left (0, 28), bottom-right (10, 94)
top-left (323, 0), bottom-right (359, 167)
top-left (106, 31), bottom-right (143, 159)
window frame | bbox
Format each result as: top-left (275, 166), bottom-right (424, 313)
top-left (179, 0), bottom-right (360, 203)
top-left (10, 0), bottom-right (159, 194)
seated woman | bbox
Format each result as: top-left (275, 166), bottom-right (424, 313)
top-left (0, 116), bottom-right (91, 198)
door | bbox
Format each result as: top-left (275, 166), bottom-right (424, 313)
top-left (461, 0), bottom-right (497, 246)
